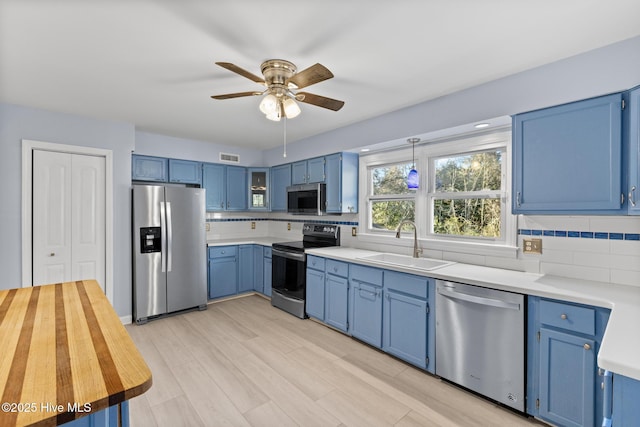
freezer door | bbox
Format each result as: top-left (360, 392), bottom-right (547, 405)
top-left (133, 185), bottom-right (167, 320)
top-left (165, 187), bottom-right (207, 312)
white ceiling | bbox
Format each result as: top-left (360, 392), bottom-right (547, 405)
top-left (1, 0), bottom-right (639, 151)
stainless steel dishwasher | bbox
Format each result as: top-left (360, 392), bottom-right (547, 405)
top-left (435, 280), bottom-right (525, 412)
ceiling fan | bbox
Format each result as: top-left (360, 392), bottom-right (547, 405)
top-left (211, 59), bottom-right (345, 121)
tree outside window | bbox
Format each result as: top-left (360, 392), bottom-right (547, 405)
top-left (368, 163), bottom-right (415, 232)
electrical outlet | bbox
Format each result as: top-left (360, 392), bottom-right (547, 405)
top-left (352, 227), bottom-right (357, 237)
top-left (251, 221), bottom-right (256, 230)
top-left (205, 223), bottom-right (210, 232)
top-left (523, 238), bottom-right (542, 254)
top-left (287, 222), bottom-right (291, 231)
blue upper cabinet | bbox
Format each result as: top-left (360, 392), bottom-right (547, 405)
top-left (623, 86), bottom-right (640, 214)
top-left (168, 159), bottom-right (201, 185)
top-left (325, 152), bottom-right (359, 213)
top-left (132, 155), bottom-right (168, 182)
top-left (226, 166), bottom-right (247, 211)
top-left (270, 163), bottom-right (291, 211)
top-left (202, 163), bottom-right (226, 211)
top-left (248, 168), bottom-right (269, 211)
top-left (292, 157), bottom-right (325, 184)
top-left (513, 93), bottom-right (623, 214)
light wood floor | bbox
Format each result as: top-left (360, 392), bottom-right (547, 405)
top-left (126, 295), bottom-right (544, 427)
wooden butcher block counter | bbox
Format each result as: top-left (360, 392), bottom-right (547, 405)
top-left (0, 280), bottom-right (152, 426)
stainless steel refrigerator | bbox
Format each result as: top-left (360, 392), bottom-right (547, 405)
top-left (132, 184), bottom-right (207, 323)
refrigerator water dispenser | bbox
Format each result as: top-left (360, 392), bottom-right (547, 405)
top-left (139, 227), bottom-right (161, 253)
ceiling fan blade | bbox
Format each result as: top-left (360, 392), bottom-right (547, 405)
top-left (211, 91), bottom-right (262, 100)
top-left (215, 62), bottom-right (265, 84)
top-left (288, 63), bottom-right (334, 89)
top-left (297, 92), bottom-right (344, 111)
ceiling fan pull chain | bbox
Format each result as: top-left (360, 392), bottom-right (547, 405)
top-left (283, 116), bottom-right (287, 158)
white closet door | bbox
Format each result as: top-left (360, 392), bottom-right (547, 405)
top-left (33, 150), bottom-right (72, 285)
top-left (32, 150), bottom-right (106, 291)
top-left (71, 154), bottom-right (106, 289)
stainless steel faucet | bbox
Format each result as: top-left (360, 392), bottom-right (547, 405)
top-left (395, 219), bottom-right (422, 258)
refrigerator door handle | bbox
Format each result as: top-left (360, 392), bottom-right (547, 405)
top-left (160, 202), bottom-right (167, 273)
top-left (166, 202), bottom-right (173, 272)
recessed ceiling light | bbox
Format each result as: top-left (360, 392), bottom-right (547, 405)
top-left (474, 123), bottom-right (490, 129)
top-left (360, 148), bottom-right (370, 152)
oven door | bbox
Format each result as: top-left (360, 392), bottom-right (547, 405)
top-left (271, 248), bottom-right (306, 300)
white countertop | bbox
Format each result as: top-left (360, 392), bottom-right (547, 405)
top-left (306, 246), bottom-right (640, 380)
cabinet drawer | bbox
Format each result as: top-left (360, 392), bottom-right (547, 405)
top-left (209, 246), bottom-right (237, 258)
top-left (384, 270), bottom-right (428, 299)
top-left (350, 264), bottom-right (383, 286)
top-left (326, 259), bottom-right (348, 277)
top-left (308, 255), bottom-right (325, 271)
top-left (264, 247), bottom-right (272, 258)
top-left (539, 299), bottom-right (595, 336)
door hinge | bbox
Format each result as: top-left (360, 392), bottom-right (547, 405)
top-left (426, 357), bottom-right (430, 367)
top-left (622, 99), bottom-right (626, 110)
top-left (346, 321), bottom-right (349, 330)
top-left (536, 398), bottom-right (540, 409)
top-left (537, 331), bottom-right (540, 342)
top-left (426, 303), bottom-right (430, 314)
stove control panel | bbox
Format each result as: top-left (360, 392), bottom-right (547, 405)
top-left (303, 223), bottom-right (339, 238)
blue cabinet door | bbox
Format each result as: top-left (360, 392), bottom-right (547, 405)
top-left (132, 155), bottom-right (168, 182)
top-left (307, 156), bottom-right (325, 183)
top-left (513, 93), bottom-right (623, 214)
top-left (238, 245), bottom-right (254, 293)
top-left (263, 256), bottom-right (272, 297)
top-left (203, 164), bottom-right (226, 211)
top-left (349, 280), bottom-right (382, 347)
top-left (253, 245), bottom-right (264, 293)
top-left (325, 152), bottom-right (358, 213)
top-left (61, 402), bottom-right (127, 426)
top-left (270, 164), bottom-right (291, 211)
top-left (248, 168), bottom-right (270, 211)
top-left (291, 161), bottom-right (308, 184)
top-left (168, 159), bottom-right (201, 184)
top-left (624, 86), bottom-right (640, 214)
top-left (539, 328), bottom-right (595, 427)
top-left (324, 274), bottom-right (348, 332)
top-left (226, 166), bottom-right (247, 211)
top-left (306, 267), bottom-right (325, 320)
top-left (209, 246), bottom-right (238, 299)
top-left (383, 291), bottom-right (427, 369)
top-left (612, 374), bottom-right (640, 426)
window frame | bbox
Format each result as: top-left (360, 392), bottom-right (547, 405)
top-left (358, 129), bottom-right (517, 258)
top-left (366, 160), bottom-right (417, 234)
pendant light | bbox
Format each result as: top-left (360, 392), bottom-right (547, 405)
top-left (407, 138), bottom-right (420, 189)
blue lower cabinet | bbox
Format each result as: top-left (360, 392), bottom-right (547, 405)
top-left (539, 328), bottom-right (595, 427)
top-left (528, 296), bottom-right (610, 427)
top-left (208, 246), bottom-right (238, 299)
top-left (62, 402), bottom-right (128, 427)
top-left (324, 273), bottom-right (349, 332)
top-left (263, 248), bottom-right (272, 297)
top-left (612, 374), bottom-right (640, 426)
top-left (306, 269), bottom-right (325, 320)
top-left (349, 280), bottom-right (382, 347)
top-left (383, 290), bottom-right (428, 369)
top-left (238, 245), bottom-right (255, 293)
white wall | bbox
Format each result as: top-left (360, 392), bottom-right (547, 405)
top-left (0, 103), bottom-right (135, 316)
top-left (263, 36), bottom-right (640, 165)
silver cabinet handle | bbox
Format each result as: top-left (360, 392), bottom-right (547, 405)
top-left (560, 313), bottom-right (568, 320)
top-left (584, 343), bottom-right (592, 351)
top-left (630, 186), bottom-right (637, 207)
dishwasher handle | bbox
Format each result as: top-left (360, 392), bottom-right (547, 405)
top-left (437, 285), bottom-right (521, 311)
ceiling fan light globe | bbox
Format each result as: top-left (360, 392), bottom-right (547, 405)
top-left (259, 94), bottom-right (278, 114)
top-left (283, 98), bottom-right (301, 119)
top-left (265, 110), bottom-right (281, 121)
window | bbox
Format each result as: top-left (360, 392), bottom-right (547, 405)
top-left (430, 149), bottom-right (504, 239)
top-left (360, 130), bottom-right (515, 253)
top-left (367, 162), bottom-right (415, 232)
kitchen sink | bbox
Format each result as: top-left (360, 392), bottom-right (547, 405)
top-left (357, 253), bottom-right (454, 271)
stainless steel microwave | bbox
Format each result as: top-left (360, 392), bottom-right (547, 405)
top-left (287, 183), bottom-right (326, 215)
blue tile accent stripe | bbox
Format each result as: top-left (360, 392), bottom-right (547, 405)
top-left (519, 229), bottom-right (640, 241)
top-left (206, 217), bottom-right (359, 226)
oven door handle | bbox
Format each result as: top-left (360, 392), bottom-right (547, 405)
top-left (272, 248), bottom-right (306, 262)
